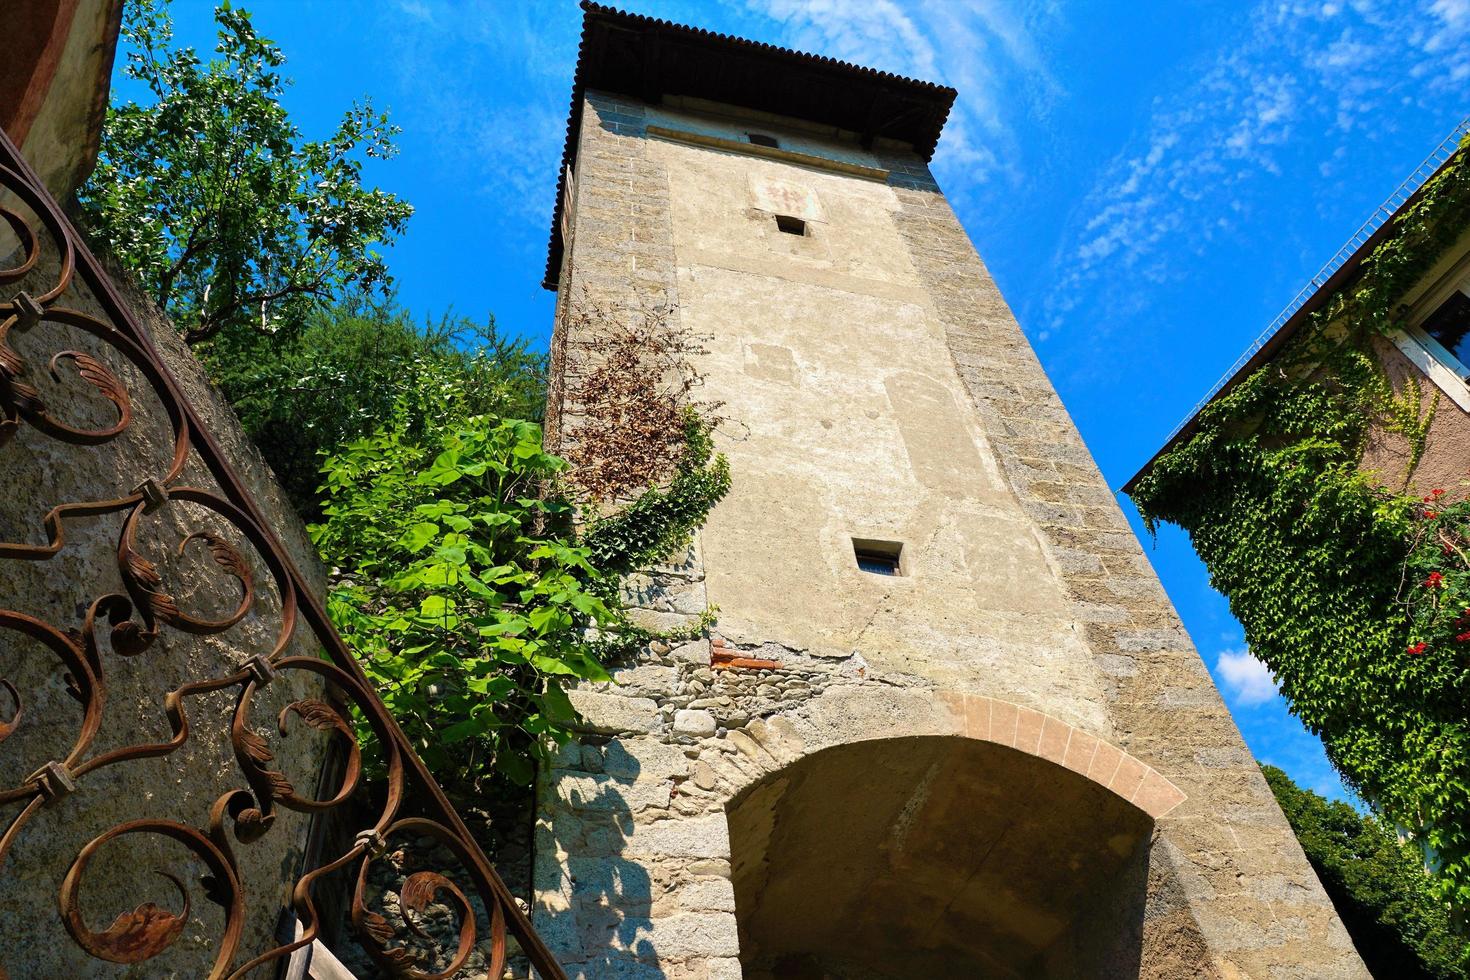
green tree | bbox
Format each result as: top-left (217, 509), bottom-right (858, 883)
top-left (1261, 765), bottom-right (1468, 978)
top-left (311, 402), bottom-right (728, 798)
top-left (203, 294), bottom-right (546, 516)
top-left (312, 411), bottom-right (616, 794)
top-left (78, 0), bottom-right (412, 344)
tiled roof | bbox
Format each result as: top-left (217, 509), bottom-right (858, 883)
top-left (543, 1), bottom-right (957, 289)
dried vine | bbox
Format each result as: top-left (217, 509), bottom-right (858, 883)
top-left (557, 292), bottom-right (721, 504)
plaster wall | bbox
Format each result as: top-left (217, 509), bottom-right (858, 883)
top-left (1361, 335), bottom-right (1470, 499)
top-left (1359, 227), bottom-right (1470, 501)
top-left (535, 91), bottom-right (1367, 980)
top-left (646, 102), bottom-right (1111, 733)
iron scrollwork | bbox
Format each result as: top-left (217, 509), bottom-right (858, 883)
top-left (0, 127), bottom-right (563, 977)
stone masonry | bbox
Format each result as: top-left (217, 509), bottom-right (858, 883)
top-left (533, 29), bottom-right (1367, 978)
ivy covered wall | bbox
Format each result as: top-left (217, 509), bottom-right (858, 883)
top-left (1129, 137), bottom-right (1470, 917)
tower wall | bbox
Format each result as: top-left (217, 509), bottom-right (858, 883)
top-left (533, 90), bottom-right (1366, 980)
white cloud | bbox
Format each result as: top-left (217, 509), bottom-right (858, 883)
top-left (1217, 648), bottom-right (1278, 706)
top-left (1040, 0), bottom-right (1470, 348)
top-left (396, 0), bottom-right (434, 23)
top-left (1422, 0), bottom-right (1470, 79)
top-left (734, 0), bottom-right (1063, 189)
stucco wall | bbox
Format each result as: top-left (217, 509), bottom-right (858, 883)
top-left (646, 108), bottom-right (1112, 736)
top-left (534, 91), bottom-right (1365, 979)
top-left (0, 232), bottom-right (329, 975)
top-left (1361, 334), bottom-right (1470, 500)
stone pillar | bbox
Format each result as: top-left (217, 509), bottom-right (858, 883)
top-left (0, 0), bottom-right (123, 201)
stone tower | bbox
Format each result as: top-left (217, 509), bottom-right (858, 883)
top-left (534, 5), bottom-right (1366, 978)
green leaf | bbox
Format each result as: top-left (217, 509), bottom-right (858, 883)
top-left (419, 595), bottom-right (455, 619)
top-left (399, 522), bottom-right (439, 552)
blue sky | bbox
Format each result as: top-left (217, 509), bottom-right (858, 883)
top-left (129, 0), bottom-right (1470, 801)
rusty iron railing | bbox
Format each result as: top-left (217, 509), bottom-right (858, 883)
top-left (0, 128), bottom-right (566, 978)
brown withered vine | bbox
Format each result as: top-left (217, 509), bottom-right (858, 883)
top-left (555, 291), bottom-right (721, 503)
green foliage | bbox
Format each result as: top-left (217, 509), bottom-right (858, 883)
top-left (312, 414), bottom-right (615, 792)
top-left (1261, 765), bottom-right (1467, 977)
top-left (78, 0), bottom-right (412, 344)
top-left (583, 411), bottom-right (732, 580)
top-left (312, 401), bottom-right (729, 796)
top-left (202, 294), bottom-right (545, 516)
top-left (308, 341), bottom-right (730, 796)
top-left (1130, 139), bottom-right (1470, 914)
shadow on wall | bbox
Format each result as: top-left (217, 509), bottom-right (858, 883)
top-left (536, 739), bottom-right (666, 978)
top-left (533, 723), bottom-right (1213, 978)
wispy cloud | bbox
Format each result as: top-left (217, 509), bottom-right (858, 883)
top-left (395, 0), bottom-right (434, 24)
top-left (1216, 648), bottom-right (1278, 706)
top-left (369, 1), bottom-right (581, 240)
top-left (1041, 0), bottom-right (1470, 344)
top-left (733, 0), bottom-right (1062, 187)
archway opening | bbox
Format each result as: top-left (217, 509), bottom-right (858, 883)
top-left (727, 735), bottom-right (1155, 978)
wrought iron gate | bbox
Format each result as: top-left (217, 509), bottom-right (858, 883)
top-left (0, 129), bottom-right (566, 978)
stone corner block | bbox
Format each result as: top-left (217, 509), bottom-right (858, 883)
top-left (569, 689), bottom-right (658, 736)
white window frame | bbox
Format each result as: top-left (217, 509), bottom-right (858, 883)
top-left (1392, 271), bottom-right (1470, 412)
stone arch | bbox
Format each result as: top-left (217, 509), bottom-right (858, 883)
top-left (700, 686), bottom-right (1184, 823)
top-left (723, 732), bottom-right (1160, 978)
top-left (943, 693), bottom-right (1187, 820)
top-left (694, 687), bottom-right (1190, 978)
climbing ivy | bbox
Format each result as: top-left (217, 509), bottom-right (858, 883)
top-left (1130, 136), bottom-right (1470, 916)
top-left (311, 297), bottom-right (730, 799)
top-left (583, 411), bottom-right (731, 581)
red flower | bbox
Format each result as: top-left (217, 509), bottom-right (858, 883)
top-left (1424, 571), bottom-right (1445, 589)
top-left (1425, 488), bottom-right (1446, 501)
top-left (1458, 632), bottom-right (1470, 643)
top-left (1407, 641), bottom-right (1428, 655)
top-left (1424, 511), bottom-right (1440, 519)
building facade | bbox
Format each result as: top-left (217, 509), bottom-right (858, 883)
top-left (1123, 124), bottom-right (1470, 972)
top-left (534, 5), bottom-right (1365, 978)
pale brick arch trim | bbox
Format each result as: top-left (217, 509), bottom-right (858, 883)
top-left (709, 688), bottom-right (1186, 821)
top-left (947, 693), bottom-right (1187, 819)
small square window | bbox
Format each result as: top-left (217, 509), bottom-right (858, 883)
top-left (775, 214), bottom-right (806, 236)
top-left (748, 132), bottom-right (780, 148)
top-left (1423, 288), bottom-right (1470, 377)
top-left (853, 539), bottom-right (903, 576)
